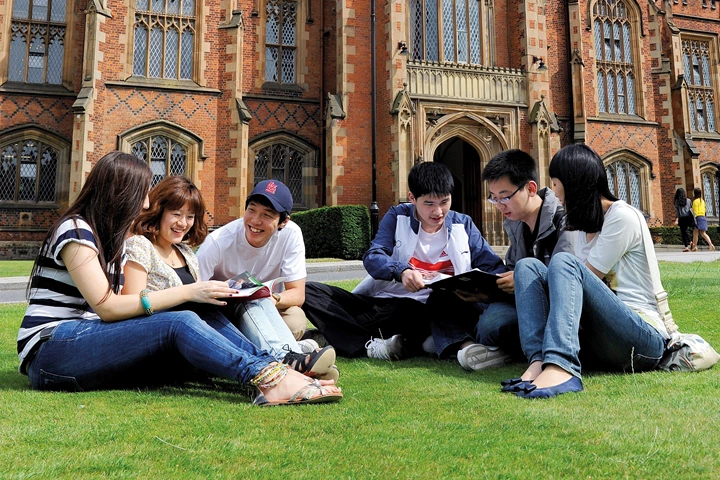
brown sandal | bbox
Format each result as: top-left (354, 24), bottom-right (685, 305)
top-left (253, 378), bottom-right (343, 406)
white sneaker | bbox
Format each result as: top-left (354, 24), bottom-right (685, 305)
top-left (457, 343), bottom-right (512, 371)
top-left (365, 334), bottom-right (406, 360)
top-left (422, 335), bottom-right (437, 355)
top-left (296, 338), bottom-right (320, 354)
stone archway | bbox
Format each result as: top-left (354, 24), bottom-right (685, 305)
top-left (433, 137), bottom-right (483, 232)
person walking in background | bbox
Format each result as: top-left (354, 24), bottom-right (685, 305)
top-left (691, 187), bottom-right (715, 252)
top-left (674, 188), bottom-right (696, 252)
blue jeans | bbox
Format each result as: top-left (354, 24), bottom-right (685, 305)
top-left (475, 301), bottom-right (522, 357)
top-left (27, 309), bottom-right (275, 391)
top-left (514, 253), bottom-right (665, 379)
top-left (224, 298), bottom-right (300, 361)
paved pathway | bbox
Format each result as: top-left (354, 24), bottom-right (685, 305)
top-left (1, 246), bottom-right (717, 304)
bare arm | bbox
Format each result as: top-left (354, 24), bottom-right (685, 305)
top-left (62, 242), bottom-right (239, 322)
top-left (585, 261), bottom-right (605, 280)
top-left (274, 278), bottom-right (305, 309)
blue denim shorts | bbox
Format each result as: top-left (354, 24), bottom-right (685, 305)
top-left (696, 215), bottom-right (708, 231)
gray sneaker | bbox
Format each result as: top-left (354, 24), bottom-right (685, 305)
top-left (365, 334), bottom-right (406, 360)
top-left (457, 343), bottom-right (512, 371)
top-left (297, 339), bottom-right (320, 354)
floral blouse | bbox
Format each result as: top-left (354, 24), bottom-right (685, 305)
top-left (125, 235), bottom-right (200, 291)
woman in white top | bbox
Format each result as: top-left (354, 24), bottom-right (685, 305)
top-left (505, 144), bottom-right (668, 398)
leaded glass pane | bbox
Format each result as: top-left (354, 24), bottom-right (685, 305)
top-left (607, 72), bottom-right (616, 113)
top-left (627, 75), bottom-right (636, 115)
top-left (714, 175), bottom-right (720, 217)
top-left (271, 145), bottom-right (285, 170)
top-left (152, 0), bottom-right (163, 13)
top-left (182, 0), bottom-right (194, 16)
top-left (255, 148), bottom-right (269, 180)
top-left (169, 142), bottom-right (186, 175)
top-left (692, 54), bottom-right (701, 86)
top-left (598, 71), bottom-right (606, 113)
top-left (167, 0), bottom-right (180, 15)
top-left (442, 0), bottom-right (454, 62)
top-left (410, 0), bottom-right (422, 60)
top-left (0, 147), bottom-right (18, 201)
top-left (425, 0), bottom-right (438, 62)
top-left (469, 0), bottom-right (480, 64)
top-left (46, 27), bottom-right (63, 84)
top-left (148, 26), bottom-right (163, 78)
top-left (13, 0), bottom-right (30, 19)
top-left (266, 46), bottom-right (278, 82)
top-left (32, 0), bottom-right (49, 21)
top-left (281, 48), bottom-right (295, 83)
top-left (9, 25), bottom-right (27, 82)
top-left (617, 74), bottom-right (626, 114)
top-left (50, 0), bottom-right (66, 22)
top-left (38, 147), bottom-right (57, 202)
top-left (606, 166), bottom-right (615, 196)
top-left (132, 140), bottom-right (148, 161)
top-left (697, 97), bottom-right (706, 132)
top-left (165, 28), bottom-right (178, 78)
top-left (689, 94), bottom-right (697, 131)
top-left (456, 0), bottom-right (468, 64)
top-left (288, 150), bottom-right (303, 203)
top-left (594, 19), bottom-right (603, 60)
top-left (622, 23), bottom-right (631, 63)
top-left (180, 29), bottom-right (193, 79)
top-left (133, 24), bottom-right (147, 75)
top-left (707, 98), bottom-right (715, 132)
top-left (603, 20), bottom-right (612, 60)
top-left (282, 0), bottom-right (296, 47)
top-left (683, 52), bottom-right (691, 82)
top-left (613, 22), bottom-right (621, 61)
top-left (628, 165), bottom-right (641, 210)
top-left (27, 27), bottom-right (46, 84)
top-left (266, 1), bottom-right (279, 44)
top-left (19, 141), bottom-right (38, 202)
top-left (703, 174), bottom-right (714, 216)
top-left (616, 162), bottom-right (628, 202)
top-left (137, 0), bottom-right (149, 11)
top-left (702, 52), bottom-right (711, 87)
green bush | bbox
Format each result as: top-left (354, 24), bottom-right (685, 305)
top-left (292, 205), bottom-right (371, 259)
top-left (650, 225), bottom-right (720, 245)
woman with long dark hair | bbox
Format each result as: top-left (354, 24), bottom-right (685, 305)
top-left (504, 144), bottom-right (669, 398)
top-left (674, 188), bottom-right (695, 252)
top-left (18, 152), bottom-right (341, 405)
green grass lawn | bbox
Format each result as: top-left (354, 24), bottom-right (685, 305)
top-left (1, 262), bottom-right (719, 478)
top-left (0, 260), bottom-right (33, 277)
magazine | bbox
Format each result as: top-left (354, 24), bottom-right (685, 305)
top-left (425, 268), bottom-right (506, 299)
top-left (226, 271), bottom-right (285, 301)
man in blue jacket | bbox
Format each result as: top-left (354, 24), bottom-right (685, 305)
top-left (302, 162), bottom-right (510, 370)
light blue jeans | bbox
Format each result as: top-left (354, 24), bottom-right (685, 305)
top-left (27, 309), bottom-right (275, 391)
top-left (225, 298), bottom-right (300, 361)
top-left (514, 253), bottom-right (666, 379)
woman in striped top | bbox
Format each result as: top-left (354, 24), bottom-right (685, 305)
top-left (18, 151), bottom-right (341, 406)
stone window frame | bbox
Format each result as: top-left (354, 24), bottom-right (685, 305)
top-left (0, 125), bottom-right (70, 208)
top-left (117, 120), bottom-right (204, 187)
top-left (258, 0), bottom-right (307, 92)
top-left (591, 0), bottom-right (645, 118)
top-left (0, 0), bottom-right (76, 89)
top-left (680, 34), bottom-right (719, 135)
top-left (408, 0), bottom-right (495, 66)
top-left (248, 132), bottom-right (318, 210)
top-left (124, 0), bottom-right (206, 86)
top-left (603, 150), bottom-right (652, 214)
top-left (700, 164), bottom-right (719, 219)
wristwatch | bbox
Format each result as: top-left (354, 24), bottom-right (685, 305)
top-left (272, 292), bottom-right (282, 305)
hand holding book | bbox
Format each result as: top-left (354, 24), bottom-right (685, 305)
top-left (226, 271), bottom-right (286, 302)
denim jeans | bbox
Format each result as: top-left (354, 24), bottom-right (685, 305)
top-left (27, 309), bottom-right (275, 391)
top-left (475, 301), bottom-right (522, 357)
top-left (514, 253), bottom-right (666, 379)
top-left (425, 290), bottom-right (482, 357)
top-left (224, 298), bottom-right (300, 361)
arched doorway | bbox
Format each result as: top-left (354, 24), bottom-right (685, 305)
top-left (434, 137), bottom-right (483, 232)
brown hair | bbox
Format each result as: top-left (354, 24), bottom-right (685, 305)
top-left (133, 175), bottom-right (208, 247)
top-left (30, 151), bottom-right (152, 303)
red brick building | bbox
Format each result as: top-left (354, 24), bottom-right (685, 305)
top-left (1, 0), bottom-right (719, 257)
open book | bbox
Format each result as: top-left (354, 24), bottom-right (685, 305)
top-left (227, 271), bottom-right (285, 302)
top-left (425, 268), bottom-right (506, 300)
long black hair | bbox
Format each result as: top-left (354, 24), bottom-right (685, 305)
top-left (674, 188), bottom-right (688, 208)
top-left (548, 144), bottom-right (618, 233)
top-left (29, 152), bottom-right (152, 303)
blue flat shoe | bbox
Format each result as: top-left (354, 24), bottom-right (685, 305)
top-left (500, 377), bottom-right (535, 393)
top-left (516, 376), bottom-right (583, 399)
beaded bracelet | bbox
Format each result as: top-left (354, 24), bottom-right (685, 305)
top-left (250, 363), bottom-right (288, 389)
top-left (140, 289), bottom-right (154, 316)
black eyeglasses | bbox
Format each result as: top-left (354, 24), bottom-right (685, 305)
top-left (487, 183), bottom-right (526, 205)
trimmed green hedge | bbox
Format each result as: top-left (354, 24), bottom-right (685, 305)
top-left (649, 225), bottom-right (720, 245)
top-left (292, 205), bottom-right (371, 259)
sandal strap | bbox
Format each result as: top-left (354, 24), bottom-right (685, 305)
top-left (289, 379), bottom-right (324, 402)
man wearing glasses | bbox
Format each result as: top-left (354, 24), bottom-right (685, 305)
top-left (475, 149), bottom-right (576, 359)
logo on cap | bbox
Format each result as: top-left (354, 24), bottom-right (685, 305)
top-left (265, 181), bottom-right (277, 195)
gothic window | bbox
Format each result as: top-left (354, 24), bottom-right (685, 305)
top-left (265, 0), bottom-right (297, 84)
top-left (8, 0), bottom-right (66, 84)
top-left (0, 138), bottom-right (59, 203)
top-left (605, 159), bottom-right (644, 211)
top-left (254, 143), bottom-right (303, 205)
top-left (131, 135), bottom-right (188, 187)
top-left (133, 0), bottom-right (196, 80)
top-left (593, 0), bottom-right (637, 115)
top-left (701, 169), bottom-right (719, 217)
top-left (682, 39), bottom-right (716, 133)
top-left (410, 0), bottom-right (493, 65)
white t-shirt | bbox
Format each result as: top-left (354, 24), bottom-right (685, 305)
top-left (376, 225), bottom-right (452, 302)
top-left (575, 201), bottom-right (668, 338)
top-left (196, 219), bottom-right (307, 284)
